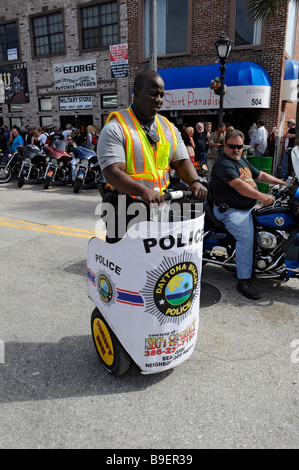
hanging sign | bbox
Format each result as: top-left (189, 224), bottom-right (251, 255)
top-left (110, 43), bottom-right (128, 78)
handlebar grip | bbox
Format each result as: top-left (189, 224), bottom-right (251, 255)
top-left (163, 190), bottom-right (193, 201)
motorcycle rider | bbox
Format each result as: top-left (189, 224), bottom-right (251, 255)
top-left (66, 135), bottom-right (78, 183)
top-left (97, 70), bottom-right (207, 241)
top-left (211, 129), bottom-right (286, 300)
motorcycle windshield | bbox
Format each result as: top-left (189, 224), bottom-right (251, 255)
top-left (291, 146), bottom-right (299, 178)
top-left (52, 140), bottom-right (66, 151)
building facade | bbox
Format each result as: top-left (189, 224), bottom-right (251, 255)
top-left (127, 0), bottom-right (299, 166)
top-left (0, 0), bottom-right (129, 132)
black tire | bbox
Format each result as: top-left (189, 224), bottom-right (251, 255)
top-left (91, 307), bottom-right (131, 377)
top-left (73, 179), bottom-right (82, 193)
top-left (44, 176), bottom-right (51, 189)
top-left (18, 172), bottom-right (25, 188)
top-left (0, 163), bottom-right (13, 183)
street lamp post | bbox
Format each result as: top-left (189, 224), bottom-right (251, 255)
top-left (215, 34), bottom-right (233, 125)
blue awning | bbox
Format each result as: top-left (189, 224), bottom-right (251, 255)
top-left (283, 59), bottom-right (299, 102)
top-left (159, 61), bottom-right (271, 89)
top-left (284, 59), bottom-right (299, 80)
top-left (159, 61), bottom-right (271, 111)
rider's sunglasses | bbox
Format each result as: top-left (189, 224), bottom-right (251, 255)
top-left (226, 144), bottom-right (243, 150)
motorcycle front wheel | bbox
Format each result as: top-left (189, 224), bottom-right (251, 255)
top-left (44, 176), bottom-right (51, 189)
top-left (73, 179), bottom-right (82, 193)
top-left (91, 307), bottom-right (131, 377)
top-left (0, 163), bottom-right (13, 183)
top-left (18, 171), bottom-right (25, 188)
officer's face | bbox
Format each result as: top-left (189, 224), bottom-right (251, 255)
top-left (224, 136), bottom-right (244, 161)
top-left (134, 76), bottom-right (165, 120)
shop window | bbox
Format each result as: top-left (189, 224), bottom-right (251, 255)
top-left (80, 2), bottom-right (118, 50)
top-left (39, 97), bottom-right (52, 112)
top-left (143, 0), bottom-right (189, 57)
top-left (101, 113), bottom-right (109, 128)
top-left (40, 116), bottom-right (53, 127)
top-left (0, 22), bottom-right (19, 62)
top-left (234, 0), bottom-right (262, 46)
top-left (10, 117), bottom-right (22, 129)
top-left (101, 93), bottom-right (117, 108)
top-left (9, 104), bottom-right (23, 112)
top-left (32, 12), bottom-right (64, 56)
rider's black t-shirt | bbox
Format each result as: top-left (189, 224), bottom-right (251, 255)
top-left (211, 153), bottom-right (260, 210)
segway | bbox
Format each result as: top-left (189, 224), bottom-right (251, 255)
top-left (87, 190), bottom-right (204, 376)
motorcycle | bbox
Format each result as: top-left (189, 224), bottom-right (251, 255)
top-left (43, 140), bottom-right (73, 189)
top-left (17, 145), bottom-right (47, 188)
top-left (202, 172), bottom-right (299, 282)
top-left (71, 146), bottom-right (101, 193)
top-left (0, 146), bottom-right (24, 184)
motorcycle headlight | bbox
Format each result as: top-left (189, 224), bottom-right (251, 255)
top-left (25, 157), bottom-right (31, 163)
top-left (90, 163), bottom-right (95, 168)
top-left (46, 156), bottom-right (50, 162)
top-left (51, 158), bottom-right (58, 166)
top-left (75, 157), bottom-right (80, 163)
top-left (81, 159), bottom-right (88, 165)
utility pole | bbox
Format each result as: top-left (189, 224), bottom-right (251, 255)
top-left (149, 0), bottom-right (157, 71)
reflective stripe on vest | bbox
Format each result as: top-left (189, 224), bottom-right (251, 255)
top-left (105, 108), bottom-right (177, 193)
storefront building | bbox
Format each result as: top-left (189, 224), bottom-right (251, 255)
top-left (127, 0), bottom-right (299, 167)
top-left (0, 0), bottom-right (129, 133)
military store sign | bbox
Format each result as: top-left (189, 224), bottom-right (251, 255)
top-left (53, 59), bottom-right (97, 91)
top-left (59, 95), bottom-right (93, 110)
top-left (0, 62), bottom-right (29, 104)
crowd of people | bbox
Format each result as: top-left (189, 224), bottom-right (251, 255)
top-left (0, 123), bottom-right (101, 156)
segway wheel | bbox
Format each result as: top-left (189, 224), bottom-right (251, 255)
top-left (91, 307), bottom-right (131, 377)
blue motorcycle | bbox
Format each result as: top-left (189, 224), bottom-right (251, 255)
top-left (72, 145), bottom-right (101, 193)
top-left (202, 158), bottom-right (299, 282)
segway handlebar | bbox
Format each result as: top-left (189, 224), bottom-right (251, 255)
top-left (163, 190), bottom-right (193, 201)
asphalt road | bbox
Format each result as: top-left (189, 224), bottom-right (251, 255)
top-left (0, 179), bottom-right (298, 450)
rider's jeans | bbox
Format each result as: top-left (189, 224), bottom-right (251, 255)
top-left (213, 205), bottom-right (254, 280)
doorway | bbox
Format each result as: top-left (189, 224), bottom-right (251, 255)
top-left (60, 115), bottom-right (94, 133)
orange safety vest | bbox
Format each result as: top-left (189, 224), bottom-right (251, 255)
top-left (105, 107), bottom-right (177, 194)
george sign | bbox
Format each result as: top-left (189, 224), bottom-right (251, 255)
top-left (59, 95), bottom-right (93, 110)
top-left (53, 59), bottom-right (97, 91)
top-left (88, 203), bottom-right (204, 374)
top-left (0, 62), bottom-right (29, 104)
top-left (110, 43), bottom-right (128, 78)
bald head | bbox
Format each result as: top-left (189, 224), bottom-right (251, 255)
top-left (132, 70), bottom-right (165, 121)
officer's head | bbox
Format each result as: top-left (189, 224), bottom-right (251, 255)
top-left (133, 71), bottom-right (165, 120)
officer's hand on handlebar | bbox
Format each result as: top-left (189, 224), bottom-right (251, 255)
top-left (139, 188), bottom-right (165, 206)
top-left (189, 181), bottom-right (208, 200)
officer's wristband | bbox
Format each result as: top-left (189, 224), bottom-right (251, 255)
top-left (190, 179), bottom-right (201, 185)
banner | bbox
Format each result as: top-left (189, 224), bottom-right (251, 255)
top-left (0, 62), bottom-right (29, 104)
top-left (53, 60), bottom-right (97, 91)
top-left (87, 207), bottom-right (204, 374)
top-left (110, 43), bottom-right (128, 78)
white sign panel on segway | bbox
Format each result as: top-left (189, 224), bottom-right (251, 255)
top-left (87, 212), bottom-right (204, 374)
